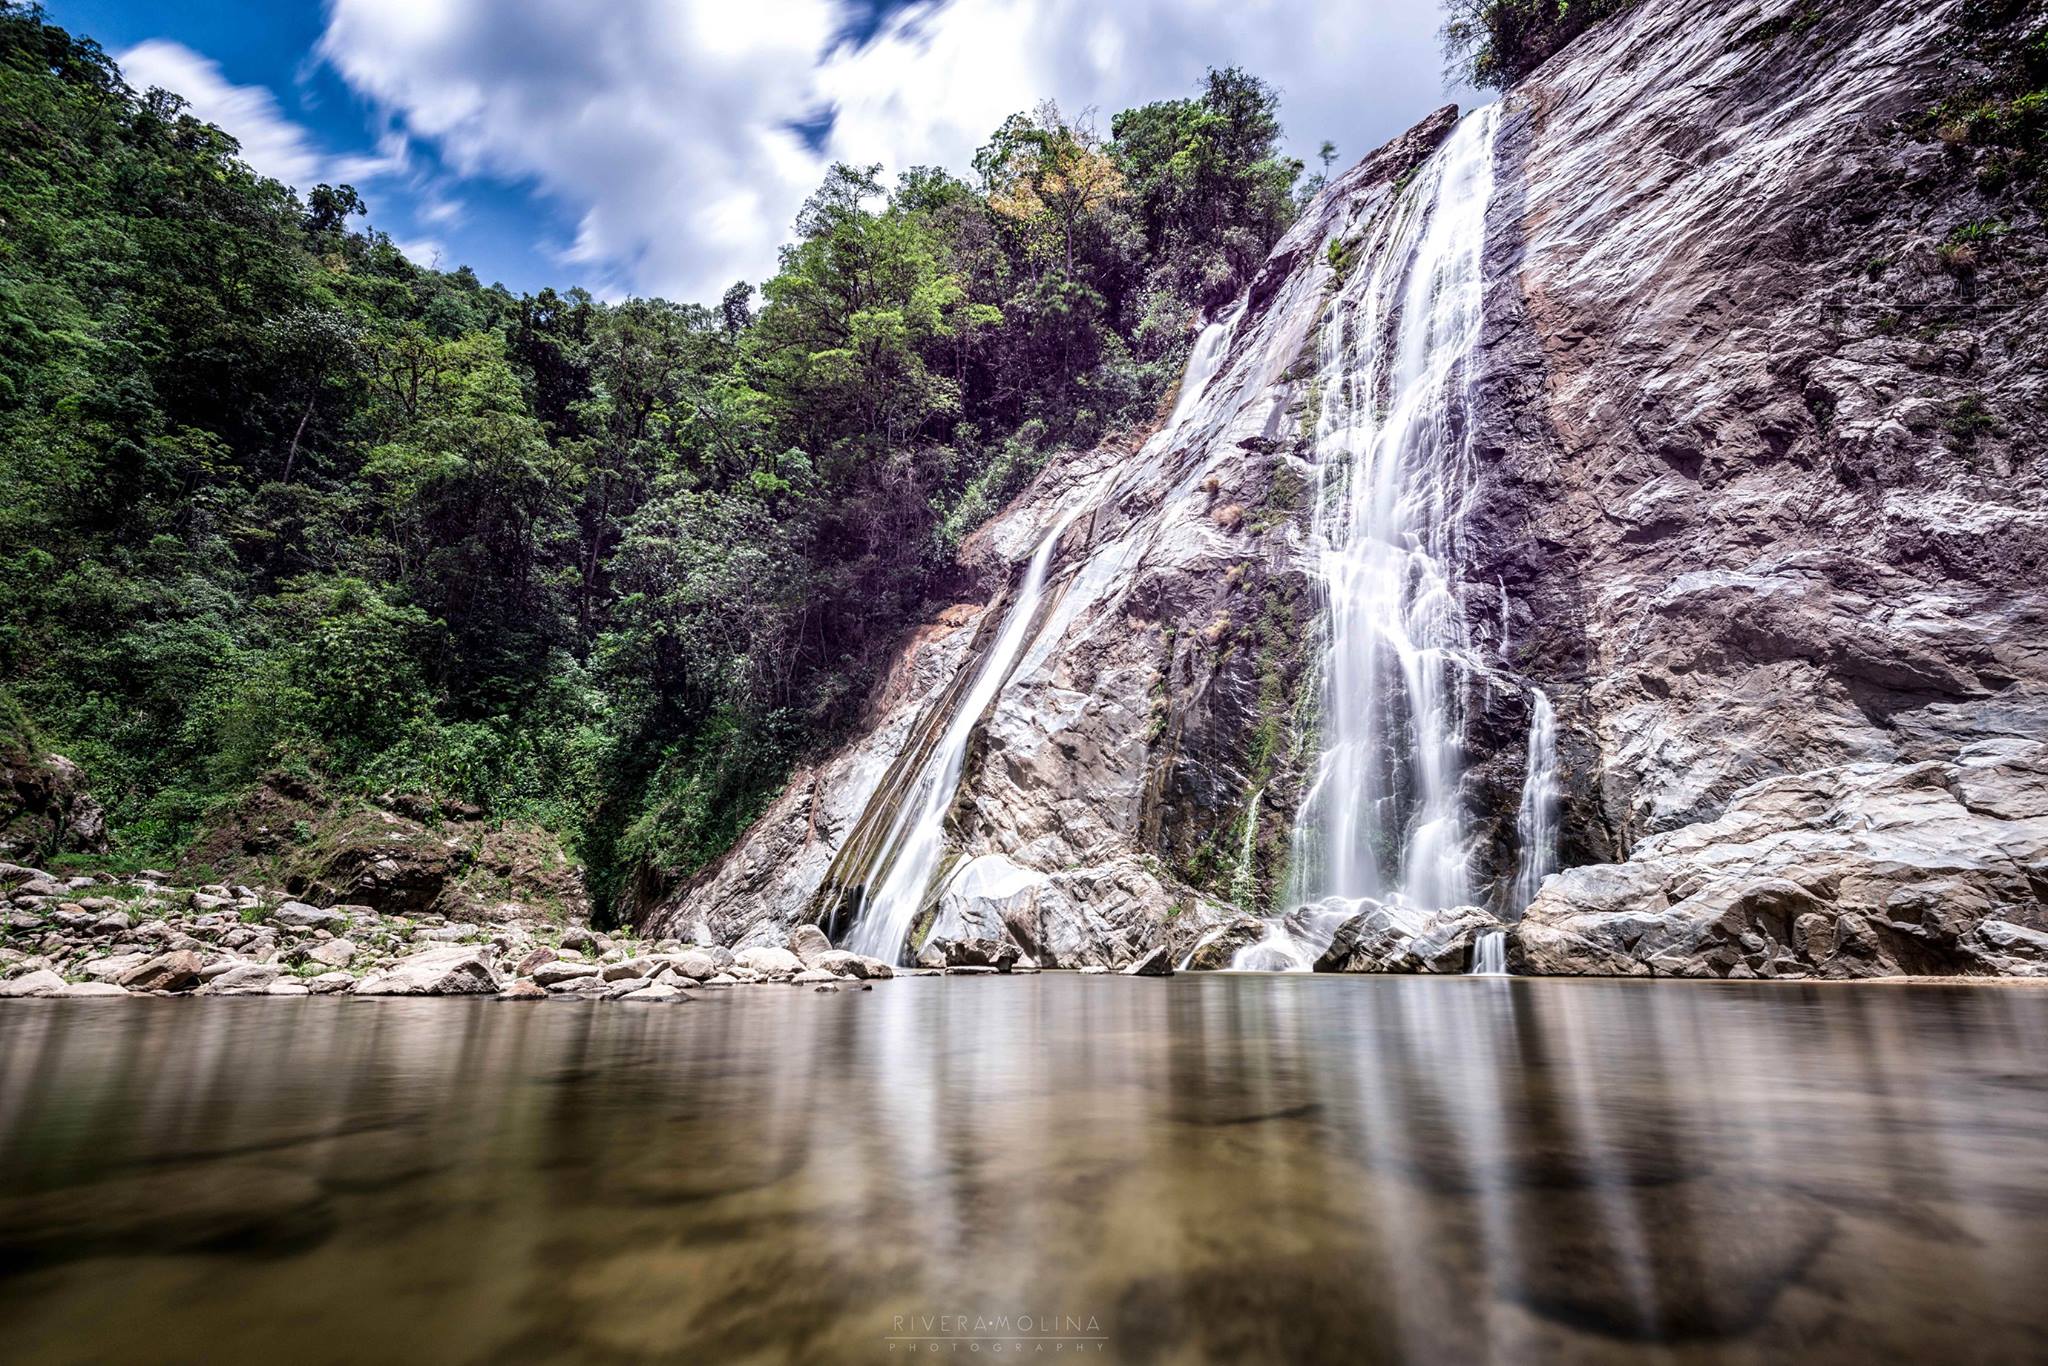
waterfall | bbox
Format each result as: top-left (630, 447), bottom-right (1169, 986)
top-left (1470, 929), bottom-right (1507, 976)
top-left (1511, 687), bottom-right (1560, 912)
top-left (843, 511), bottom-right (1077, 962)
top-left (1284, 106), bottom-right (1500, 927)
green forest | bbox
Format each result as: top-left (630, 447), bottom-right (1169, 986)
top-left (0, 2), bottom-right (1311, 916)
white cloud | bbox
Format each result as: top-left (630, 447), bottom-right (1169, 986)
top-left (119, 39), bottom-right (329, 188)
top-left (117, 39), bottom-right (409, 193)
top-left (394, 238), bottom-right (448, 268)
top-left (316, 0), bottom-right (1461, 302)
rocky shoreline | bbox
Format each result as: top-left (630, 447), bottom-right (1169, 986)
top-left (0, 863), bottom-right (1210, 1001)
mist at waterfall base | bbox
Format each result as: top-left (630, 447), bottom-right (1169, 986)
top-left (6, 980), bottom-right (2048, 1363)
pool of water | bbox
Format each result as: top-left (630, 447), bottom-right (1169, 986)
top-left (2, 976), bottom-right (2045, 1363)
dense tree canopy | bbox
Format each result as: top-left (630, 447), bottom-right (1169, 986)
top-left (0, 3), bottom-right (1309, 919)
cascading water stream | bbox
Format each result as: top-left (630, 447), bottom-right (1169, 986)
top-left (832, 290), bottom-right (1257, 964)
top-left (1510, 687), bottom-right (1560, 912)
top-left (1236, 106), bottom-right (1500, 968)
top-left (844, 511), bottom-right (1078, 962)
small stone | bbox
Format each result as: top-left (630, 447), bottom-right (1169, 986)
top-left (307, 972), bottom-right (356, 995)
top-left (792, 969), bottom-right (838, 984)
top-left (264, 981), bottom-right (312, 997)
top-left (515, 946), bottom-right (558, 975)
top-left (90, 911), bottom-right (133, 935)
top-left (621, 984), bottom-right (685, 1002)
top-left (812, 950), bottom-right (871, 980)
top-left (1079, 965), bottom-right (1111, 975)
top-left (497, 980), bottom-right (547, 1001)
top-left (701, 973), bottom-right (738, 988)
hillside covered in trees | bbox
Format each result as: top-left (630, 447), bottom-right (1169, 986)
top-left (0, 3), bottom-right (1312, 918)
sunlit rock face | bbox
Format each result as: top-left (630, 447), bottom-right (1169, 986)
top-left (648, 0), bottom-right (2047, 976)
top-left (1477, 0), bottom-right (2048, 975)
top-left (643, 107), bottom-right (1469, 964)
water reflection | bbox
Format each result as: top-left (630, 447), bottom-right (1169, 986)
top-left (1, 979), bottom-right (2046, 1363)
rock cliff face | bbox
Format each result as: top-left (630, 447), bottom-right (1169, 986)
top-left (648, 0), bottom-right (2046, 979)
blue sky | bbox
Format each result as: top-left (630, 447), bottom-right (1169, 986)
top-left (48, 0), bottom-right (1464, 304)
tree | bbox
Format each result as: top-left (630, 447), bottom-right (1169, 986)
top-left (978, 103), bottom-right (1125, 278)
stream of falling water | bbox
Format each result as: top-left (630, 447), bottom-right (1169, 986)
top-left (844, 511), bottom-right (1077, 962)
top-left (1238, 107), bottom-right (1501, 969)
top-left (836, 293), bottom-right (1251, 963)
top-left (1511, 687), bottom-right (1560, 912)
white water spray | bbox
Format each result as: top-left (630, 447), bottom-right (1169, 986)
top-left (1511, 687), bottom-right (1560, 913)
top-left (1281, 106), bottom-right (1500, 944)
top-left (845, 512), bottom-right (1076, 962)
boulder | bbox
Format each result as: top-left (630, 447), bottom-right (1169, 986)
top-left (792, 969), bottom-right (838, 984)
top-left (1515, 745), bottom-right (2048, 980)
top-left (1312, 900), bottom-right (1503, 974)
top-left (621, 984), bottom-right (685, 1003)
top-left (812, 950), bottom-right (871, 980)
top-left (1123, 945), bottom-right (1174, 977)
top-left (515, 946), bottom-right (557, 975)
top-left (531, 960), bottom-right (601, 986)
top-left (929, 937), bottom-right (1021, 971)
top-left (0, 969), bottom-right (66, 997)
top-left (669, 950), bottom-right (718, 981)
top-left (81, 953), bottom-right (149, 981)
top-left (305, 939), bottom-right (357, 969)
top-left (353, 945), bottom-right (501, 996)
top-left (115, 950), bottom-right (205, 992)
top-left (497, 980), bottom-right (547, 1001)
top-left (733, 945), bottom-right (804, 979)
top-left (272, 900), bottom-right (345, 930)
top-left (787, 923), bottom-right (834, 966)
top-left (204, 962), bottom-right (282, 994)
top-left (307, 972), bottom-right (356, 995)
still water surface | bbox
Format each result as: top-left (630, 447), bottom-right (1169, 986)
top-left (2, 976), bottom-right (2046, 1363)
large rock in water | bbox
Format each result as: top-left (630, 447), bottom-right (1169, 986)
top-left (637, 0), bottom-right (2047, 979)
top-left (1312, 901), bottom-right (1504, 975)
top-left (354, 945), bottom-right (501, 996)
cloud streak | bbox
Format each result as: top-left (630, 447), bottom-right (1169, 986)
top-left (315, 0), bottom-right (1461, 304)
